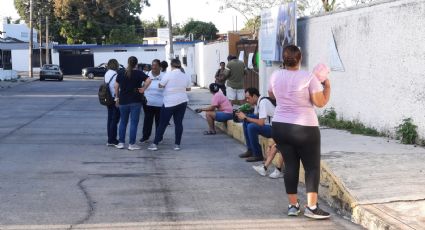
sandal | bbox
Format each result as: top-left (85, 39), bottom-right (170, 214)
top-left (203, 130), bottom-right (216, 135)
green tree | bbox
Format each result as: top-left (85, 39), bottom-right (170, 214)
top-left (141, 15), bottom-right (183, 37)
top-left (172, 23), bottom-right (183, 36)
top-left (182, 19), bottom-right (218, 41)
top-left (15, 0), bottom-right (150, 44)
top-left (241, 16), bottom-right (260, 38)
top-left (14, 0), bottom-right (65, 43)
top-left (106, 25), bottom-right (143, 44)
top-left (141, 15), bottom-right (168, 37)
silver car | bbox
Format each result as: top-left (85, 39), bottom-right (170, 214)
top-left (40, 64), bottom-right (64, 81)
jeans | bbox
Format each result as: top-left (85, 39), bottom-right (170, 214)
top-left (142, 104), bottom-right (161, 141)
top-left (153, 102), bottom-right (187, 145)
top-left (243, 115), bottom-right (272, 157)
top-left (119, 103), bottom-right (142, 145)
top-left (107, 105), bottom-right (120, 144)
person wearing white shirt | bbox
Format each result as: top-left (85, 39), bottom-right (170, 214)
top-left (104, 59), bottom-right (120, 146)
top-left (236, 88), bottom-right (276, 162)
top-left (148, 59), bottom-right (191, 151)
top-left (140, 59), bottom-right (164, 143)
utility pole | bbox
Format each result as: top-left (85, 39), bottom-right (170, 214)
top-left (167, 0), bottom-right (174, 60)
top-left (29, 0), bottom-right (33, 78)
top-left (45, 16), bottom-right (49, 64)
top-left (39, 15), bottom-right (42, 67)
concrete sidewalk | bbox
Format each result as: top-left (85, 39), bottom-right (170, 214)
top-left (0, 72), bottom-right (39, 90)
top-left (187, 87), bottom-right (425, 230)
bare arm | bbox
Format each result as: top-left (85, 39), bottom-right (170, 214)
top-left (138, 78), bottom-right (152, 93)
top-left (114, 82), bottom-right (119, 99)
top-left (310, 79), bottom-right (331, 108)
top-left (114, 82), bottom-right (120, 107)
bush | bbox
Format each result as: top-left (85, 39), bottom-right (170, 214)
top-left (395, 118), bottom-right (418, 144)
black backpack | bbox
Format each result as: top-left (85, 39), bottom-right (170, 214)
top-left (98, 74), bottom-right (116, 106)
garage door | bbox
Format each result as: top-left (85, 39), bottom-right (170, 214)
top-left (59, 51), bottom-right (94, 75)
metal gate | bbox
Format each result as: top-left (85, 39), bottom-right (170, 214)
top-left (59, 51), bottom-right (94, 75)
top-left (236, 40), bottom-right (259, 89)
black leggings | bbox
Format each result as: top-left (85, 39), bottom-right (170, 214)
top-left (272, 122), bottom-right (321, 194)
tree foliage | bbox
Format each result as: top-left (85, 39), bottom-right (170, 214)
top-left (141, 15), bottom-right (168, 37)
top-left (219, 0), bottom-right (305, 20)
top-left (106, 25), bottom-right (143, 44)
top-left (14, 0), bottom-right (65, 42)
top-left (141, 15), bottom-right (184, 37)
top-left (182, 19), bottom-right (218, 41)
top-left (14, 0), bottom-right (150, 44)
top-left (241, 16), bottom-right (260, 38)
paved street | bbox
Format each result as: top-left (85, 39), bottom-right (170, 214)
top-left (0, 76), bottom-right (361, 229)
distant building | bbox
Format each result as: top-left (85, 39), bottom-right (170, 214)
top-left (0, 36), bottom-right (27, 70)
top-left (51, 44), bottom-right (167, 75)
top-left (0, 17), bottom-right (37, 43)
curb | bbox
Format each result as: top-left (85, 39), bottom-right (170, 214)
top-left (0, 76), bottom-right (39, 90)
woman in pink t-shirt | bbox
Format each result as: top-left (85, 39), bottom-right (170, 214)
top-left (268, 45), bottom-right (331, 219)
top-left (195, 83), bottom-right (233, 135)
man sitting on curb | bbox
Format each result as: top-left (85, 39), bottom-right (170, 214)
top-left (236, 88), bottom-right (276, 162)
top-left (195, 83), bottom-right (233, 135)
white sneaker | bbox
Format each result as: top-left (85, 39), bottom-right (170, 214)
top-left (269, 168), bottom-right (284, 179)
top-left (128, 144), bottom-right (141, 151)
top-left (173, 145), bottom-right (181, 151)
top-left (252, 165), bottom-right (267, 176)
top-left (148, 143), bottom-right (158, 151)
top-left (115, 143), bottom-right (125, 149)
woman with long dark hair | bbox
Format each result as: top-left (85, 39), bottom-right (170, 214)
top-left (148, 59), bottom-right (191, 151)
top-left (268, 45), bottom-right (331, 219)
top-left (114, 56), bottom-right (151, 150)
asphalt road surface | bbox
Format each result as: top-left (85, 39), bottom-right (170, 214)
top-left (0, 76), bottom-right (362, 229)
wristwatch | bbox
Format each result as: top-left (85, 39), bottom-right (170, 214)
top-left (243, 117), bottom-right (248, 122)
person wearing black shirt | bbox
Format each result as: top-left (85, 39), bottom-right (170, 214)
top-left (114, 56), bottom-right (151, 150)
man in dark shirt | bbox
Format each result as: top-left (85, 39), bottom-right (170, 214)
top-left (215, 62), bottom-right (227, 96)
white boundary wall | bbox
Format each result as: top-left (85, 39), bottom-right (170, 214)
top-left (259, 0), bottom-right (425, 138)
top-left (11, 50), bottom-right (29, 71)
top-left (194, 41), bottom-right (228, 88)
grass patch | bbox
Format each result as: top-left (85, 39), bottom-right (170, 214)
top-left (318, 108), bottom-right (382, 137)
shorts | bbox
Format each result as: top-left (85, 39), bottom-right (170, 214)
top-left (227, 86), bottom-right (245, 100)
top-left (215, 112), bottom-right (233, 122)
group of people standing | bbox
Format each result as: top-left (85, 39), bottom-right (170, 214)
top-left (104, 44), bottom-right (332, 220)
top-left (105, 56), bottom-right (191, 152)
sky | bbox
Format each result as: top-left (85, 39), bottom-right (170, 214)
top-left (0, 0), bottom-right (247, 34)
